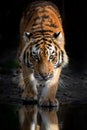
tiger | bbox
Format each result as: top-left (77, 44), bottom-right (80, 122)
top-left (18, 0), bottom-right (68, 107)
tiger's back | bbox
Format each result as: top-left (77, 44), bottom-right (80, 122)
top-left (19, 1), bottom-right (64, 49)
top-left (18, 0), bottom-right (68, 106)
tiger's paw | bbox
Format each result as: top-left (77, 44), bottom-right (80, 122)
top-left (39, 97), bottom-right (59, 107)
top-left (21, 91), bottom-right (37, 103)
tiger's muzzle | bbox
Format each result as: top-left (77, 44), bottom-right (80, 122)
top-left (34, 73), bottom-right (53, 81)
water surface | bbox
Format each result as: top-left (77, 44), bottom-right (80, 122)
top-left (0, 103), bottom-right (87, 130)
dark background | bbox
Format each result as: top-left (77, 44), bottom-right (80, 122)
top-left (0, 0), bottom-right (87, 72)
top-left (0, 2), bottom-right (87, 129)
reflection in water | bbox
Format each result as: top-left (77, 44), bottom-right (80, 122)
top-left (19, 105), bottom-right (59, 130)
top-left (0, 103), bottom-right (87, 130)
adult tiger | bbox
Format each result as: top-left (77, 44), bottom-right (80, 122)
top-left (18, 0), bottom-right (68, 106)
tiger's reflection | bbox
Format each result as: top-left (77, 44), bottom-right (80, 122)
top-left (19, 105), bottom-right (59, 130)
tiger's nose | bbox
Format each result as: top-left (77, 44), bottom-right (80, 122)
top-left (39, 73), bottom-right (53, 80)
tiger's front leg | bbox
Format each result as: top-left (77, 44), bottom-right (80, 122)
top-left (39, 83), bottom-right (59, 107)
top-left (39, 68), bottom-right (61, 107)
top-left (21, 64), bottom-right (38, 101)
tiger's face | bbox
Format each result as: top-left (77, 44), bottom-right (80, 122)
top-left (20, 31), bottom-right (65, 81)
top-left (31, 43), bottom-right (60, 81)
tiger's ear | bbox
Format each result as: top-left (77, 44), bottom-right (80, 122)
top-left (54, 32), bottom-right (62, 43)
top-left (23, 32), bottom-right (32, 43)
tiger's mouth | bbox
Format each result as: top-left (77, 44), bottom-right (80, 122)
top-left (34, 73), bottom-right (53, 81)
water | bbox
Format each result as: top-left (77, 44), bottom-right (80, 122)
top-left (0, 103), bottom-right (87, 130)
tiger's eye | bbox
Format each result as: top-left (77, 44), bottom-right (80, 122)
top-left (35, 55), bottom-right (38, 59)
top-left (32, 51), bottom-right (36, 55)
top-left (49, 55), bottom-right (54, 59)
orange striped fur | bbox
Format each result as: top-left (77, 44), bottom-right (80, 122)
top-left (18, 0), bottom-right (68, 106)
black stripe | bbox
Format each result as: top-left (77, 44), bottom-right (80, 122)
top-left (61, 50), bottom-right (64, 63)
top-left (52, 41), bottom-right (61, 49)
top-left (56, 51), bottom-right (64, 68)
top-left (35, 30), bottom-right (53, 33)
top-left (42, 14), bottom-right (49, 19)
top-left (27, 52), bottom-right (29, 65)
top-left (34, 16), bottom-right (40, 22)
top-left (35, 41), bottom-right (43, 48)
top-left (50, 23), bottom-right (58, 28)
top-left (31, 34), bottom-right (43, 39)
top-left (34, 38), bottom-right (43, 43)
top-left (42, 38), bottom-right (52, 43)
top-left (30, 30), bottom-right (53, 39)
top-left (46, 43), bottom-right (52, 47)
top-left (23, 51), bottom-right (26, 63)
top-left (45, 23), bottom-right (58, 28)
top-left (55, 46), bottom-right (57, 51)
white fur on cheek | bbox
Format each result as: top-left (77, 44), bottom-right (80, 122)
top-left (32, 45), bottom-right (40, 55)
top-left (48, 45), bottom-right (55, 55)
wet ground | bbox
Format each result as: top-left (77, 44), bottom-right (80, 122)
top-left (0, 47), bottom-right (87, 130)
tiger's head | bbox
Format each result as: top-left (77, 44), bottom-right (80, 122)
top-left (20, 31), bottom-right (68, 81)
